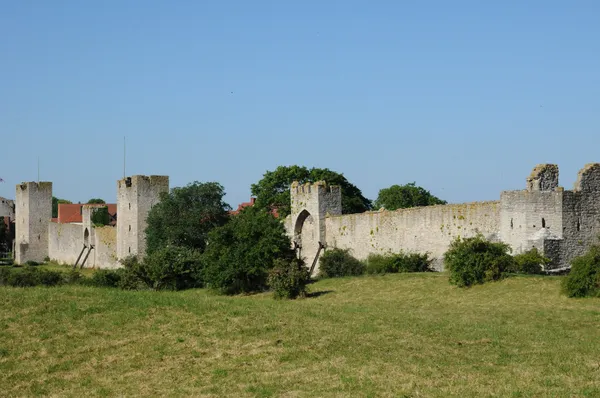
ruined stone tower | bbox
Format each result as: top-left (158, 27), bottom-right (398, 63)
top-left (290, 181), bottom-right (342, 274)
top-left (116, 175), bottom-right (169, 261)
top-left (14, 182), bottom-right (52, 264)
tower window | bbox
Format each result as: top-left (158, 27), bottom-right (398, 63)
top-left (129, 203), bottom-right (131, 210)
top-left (542, 218), bottom-right (546, 228)
top-left (577, 218), bottom-right (581, 232)
top-left (128, 247), bottom-right (131, 253)
top-left (510, 219), bottom-right (513, 229)
top-left (129, 225), bottom-right (131, 232)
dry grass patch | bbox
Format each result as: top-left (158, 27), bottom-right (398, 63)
top-left (0, 273), bottom-right (599, 397)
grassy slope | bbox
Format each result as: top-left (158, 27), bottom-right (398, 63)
top-left (0, 274), bottom-right (599, 397)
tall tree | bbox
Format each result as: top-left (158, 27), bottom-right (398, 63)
top-left (251, 166), bottom-right (371, 218)
top-left (373, 183), bottom-right (446, 211)
top-left (145, 182), bottom-right (231, 255)
top-left (203, 206), bottom-right (296, 294)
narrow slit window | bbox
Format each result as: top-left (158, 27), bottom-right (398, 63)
top-left (542, 218), bottom-right (546, 228)
top-left (577, 218), bottom-right (581, 232)
top-left (510, 219), bottom-right (514, 229)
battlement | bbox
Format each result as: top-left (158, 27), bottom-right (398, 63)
top-left (15, 181), bottom-right (52, 264)
top-left (17, 181), bottom-right (52, 192)
top-left (573, 163), bottom-right (600, 192)
top-left (118, 175), bottom-right (170, 190)
top-left (526, 164), bottom-right (559, 192)
top-left (291, 181), bottom-right (341, 195)
top-left (117, 175), bottom-right (169, 260)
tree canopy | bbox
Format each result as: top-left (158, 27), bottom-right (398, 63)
top-left (373, 183), bottom-right (446, 211)
top-left (91, 207), bottom-right (110, 226)
top-left (250, 165), bottom-right (371, 218)
top-left (203, 206), bottom-right (295, 294)
top-left (145, 182), bottom-right (231, 255)
top-left (87, 198), bottom-right (106, 204)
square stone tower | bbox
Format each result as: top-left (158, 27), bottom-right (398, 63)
top-left (116, 175), bottom-right (169, 261)
top-left (290, 181), bottom-right (342, 274)
top-left (14, 182), bottom-right (52, 264)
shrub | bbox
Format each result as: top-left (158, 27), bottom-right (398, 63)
top-left (6, 267), bottom-right (40, 287)
top-left (123, 247), bottom-right (204, 291)
top-left (318, 248), bottom-right (365, 278)
top-left (63, 269), bottom-right (84, 284)
top-left (396, 252), bottom-right (433, 273)
top-left (0, 267), bottom-right (10, 283)
top-left (562, 245), bottom-right (600, 298)
top-left (365, 253), bottom-right (396, 274)
top-left (0, 267), bottom-right (64, 287)
top-left (116, 269), bottom-right (147, 290)
top-left (365, 252), bottom-right (433, 275)
top-left (444, 235), bottom-right (515, 287)
top-left (25, 261), bottom-right (40, 266)
top-left (511, 248), bottom-right (550, 274)
top-left (89, 269), bottom-right (123, 288)
top-left (36, 268), bottom-right (64, 286)
top-left (118, 256), bottom-right (148, 290)
top-left (268, 258), bottom-right (310, 299)
top-left (203, 206), bottom-right (296, 294)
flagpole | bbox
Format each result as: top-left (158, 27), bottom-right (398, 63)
top-left (123, 136), bottom-right (126, 179)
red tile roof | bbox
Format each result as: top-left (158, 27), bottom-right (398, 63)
top-left (230, 197), bottom-right (279, 218)
top-left (57, 203), bottom-right (117, 225)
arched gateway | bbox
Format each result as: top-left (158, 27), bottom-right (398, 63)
top-left (289, 181), bottom-right (342, 275)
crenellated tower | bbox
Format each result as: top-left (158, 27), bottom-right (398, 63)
top-left (290, 181), bottom-right (342, 274)
top-left (116, 175), bottom-right (169, 261)
top-left (14, 181), bottom-right (52, 264)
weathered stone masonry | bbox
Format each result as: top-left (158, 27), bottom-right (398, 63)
top-left (288, 164), bottom-right (600, 273)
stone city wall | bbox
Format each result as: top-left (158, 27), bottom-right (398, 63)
top-left (325, 201), bottom-right (501, 270)
top-left (48, 221), bottom-right (83, 265)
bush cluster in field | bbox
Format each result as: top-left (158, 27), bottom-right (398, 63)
top-left (316, 248), bottom-right (432, 278)
top-left (0, 265), bottom-right (116, 288)
top-left (561, 244), bottom-right (600, 298)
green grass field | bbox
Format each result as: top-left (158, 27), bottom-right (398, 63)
top-left (0, 272), bottom-right (599, 397)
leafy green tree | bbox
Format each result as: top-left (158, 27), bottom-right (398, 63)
top-left (52, 197), bottom-right (72, 218)
top-left (87, 198), bottom-right (106, 204)
top-left (145, 182), bottom-right (230, 255)
top-left (251, 165), bottom-right (371, 218)
top-left (91, 207), bottom-right (110, 226)
top-left (203, 206), bottom-right (296, 294)
top-left (373, 183), bottom-right (446, 210)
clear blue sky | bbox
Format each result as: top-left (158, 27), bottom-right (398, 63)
top-left (1, 1), bottom-right (599, 207)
